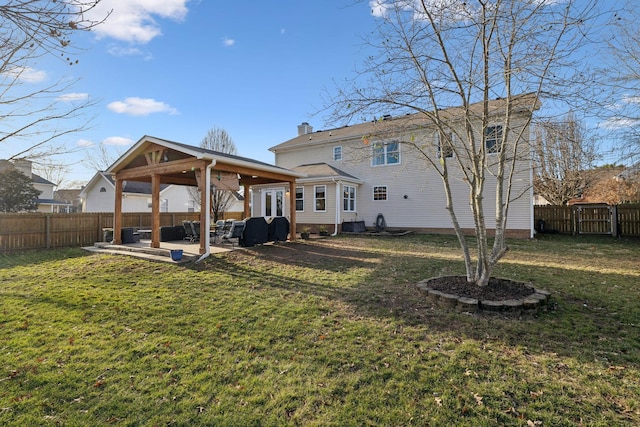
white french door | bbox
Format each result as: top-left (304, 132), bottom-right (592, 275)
top-left (261, 188), bottom-right (284, 218)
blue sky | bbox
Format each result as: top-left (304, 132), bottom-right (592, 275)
top-left (1, 0), bottom-right (378, 186)
top-left (1, 0), bottom-right (633, 187)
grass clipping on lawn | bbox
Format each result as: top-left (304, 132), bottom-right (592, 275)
top-left (0, 234), bottom-right (639, 426)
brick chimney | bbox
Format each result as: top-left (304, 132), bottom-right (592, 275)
top-left (297, 122), bottom-right (313, 136)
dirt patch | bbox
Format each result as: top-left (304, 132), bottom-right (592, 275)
top-left (427, 276), bottom-right (535, 301)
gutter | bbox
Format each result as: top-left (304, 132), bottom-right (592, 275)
top-left (196, 159), bottom-right (216, 263)
top-left (331, 178), bottom-right (342, 236)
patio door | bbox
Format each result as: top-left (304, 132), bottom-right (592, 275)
top-left (261, 188), bottom-right (284, 218)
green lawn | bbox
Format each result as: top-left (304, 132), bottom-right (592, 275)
top-left (1, 234), bottom-right (639, 426)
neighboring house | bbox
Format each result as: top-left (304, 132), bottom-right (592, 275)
top-left (186, 187), bottom-right (246, 216)
top-left (80, 171), bottom-right (198, 213)
top-left (533, 194), bottom-right (551, 206)
top-left (81, 171), bottom-right (246, 214)
top-left (54, 189), bottom-right (83, 213)
top-left (0, 159), bottom-right (70, 213)
top-left (257, 95), bottom-right (537, 238)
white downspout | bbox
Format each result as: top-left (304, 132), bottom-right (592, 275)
top-left (331, 179), bottom-right (341, 236)
top-left (529, 144), bottom-right (535, 239)
top-left (196, 159), bottom-right (216, 263)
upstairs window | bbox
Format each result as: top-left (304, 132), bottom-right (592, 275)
top-left (485, 125), bottom-right (503, 154)
top-left (435, 131), bottom-right (454, 159)
top-left (372, 141), bottom-right (400, 166)
top-left (333, 146), bottom-right (342, 161)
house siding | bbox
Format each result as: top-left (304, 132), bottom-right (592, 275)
top-left (269, 106), bottom-right (534, 236)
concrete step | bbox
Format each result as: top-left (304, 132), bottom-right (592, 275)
top-left (87, 242), bottom-right (196, 263)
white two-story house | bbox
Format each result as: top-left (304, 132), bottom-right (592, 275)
top-left (253, 95), bottom-right (538, 238)
top-left (0, 159), bottom-right (70, 213)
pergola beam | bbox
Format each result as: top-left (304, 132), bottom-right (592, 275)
top-left (115, 158), bottom-right (208, 181)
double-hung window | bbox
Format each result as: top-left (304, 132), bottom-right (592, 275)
top-left (372, 141), bottom-right (400, 166)
top-left (435, 131), bottom-right (454, 159)
top-left (485, 125), bottom-right (503, 154)
top-left (295, 186), bottom-right (304, 211)
top-left (343, 185), bottom-right (356, 211)
top-left (333, 146), bottom-right (342, 161)
top-left (314, 185), bottom-right (326, 212)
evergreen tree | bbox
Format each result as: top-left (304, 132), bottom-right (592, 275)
top-left (0, 169), bottom-right (41, 212)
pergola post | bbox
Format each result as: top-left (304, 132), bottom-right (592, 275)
top-left (151, 174), bottom-right (161, 248)
top-left (243, 183), bottom-right (251, 218)
top-left (198, 166), bottom-right (208, 255)
top-left (113, 178), bottom-right (123, 244)
top-left (289, 179), bottom-right (297, 241)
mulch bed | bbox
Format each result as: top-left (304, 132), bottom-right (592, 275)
top-left (427, 276), bottom-right (535, 300)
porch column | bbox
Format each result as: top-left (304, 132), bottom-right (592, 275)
top-left (151, 174), bottom-right (160, 248)
top-left (243, 183), bottom-right (251, 218)
top-left (289, 180), bottom-right (297, 241)
top-left (113, 178), bottom-right (124, 244)
top-left (198, 166), bottom-right (208, 255)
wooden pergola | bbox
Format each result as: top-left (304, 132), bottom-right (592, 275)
top-left (106, 135), bottom-right (303, 255)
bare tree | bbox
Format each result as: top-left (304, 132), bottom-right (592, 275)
top-left (33, 159), bottom-right (72, 188)
top-left (603, 1), bottom-right (640, 162)
top-left (189, 127), bottom-right (239, 221)
top-left (328, 0), bottom-right (615, 287)
top-left (533, 113), bottom-right (598, 205)
top-left (83, 142), bottom-right (124, 173)
top-left (0, 1), bottom-right (108, 160)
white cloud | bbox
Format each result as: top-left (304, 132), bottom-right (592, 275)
top-left (107, 45), bottom-right (150, 58)
top-left (599, 117), bottom-right (640, 130)
top-left (223, 37), bottom-right (236, 47)
top-left (77, 139), bottom-right (94, 147)
top-left (57, 92), bottom-right (90, 102)
top-left (370, 0), bottom-right (483, 22)
top-left (622, 95), bottom-right (640, 105)
top-left (370, 0), bottom-right (394, 18)
top-left (103, 136), bottom-right (134, 146)
top-left (4, 66), bottom-right (47, 83)
top-left (107, 97), bottom-right (178, 116)
top-left (86, 0), bottom-right (189, 44)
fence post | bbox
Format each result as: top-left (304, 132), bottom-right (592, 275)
top-left (46, 214), bottom-right (51, 249)
top-left (97, 214), bottom-right (102, 242)
top-left (611, 205), bottom-right (618, 237)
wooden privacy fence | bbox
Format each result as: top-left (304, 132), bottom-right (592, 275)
top-left (2, 207), bottom-right (638, 252)
top-left (0, 212), bottom-right (205, 252)
top-left (534, 204), bottom-right (640, 237)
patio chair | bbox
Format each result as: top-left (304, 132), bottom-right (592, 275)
top-left (191, 221), bottom-right (201, 242)
top-left (222, 220), bottom-right (245, 247)
top-left (182, 220), bottom-right (196, 242)
top-left (211, 220), bottom-right (226, 244)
